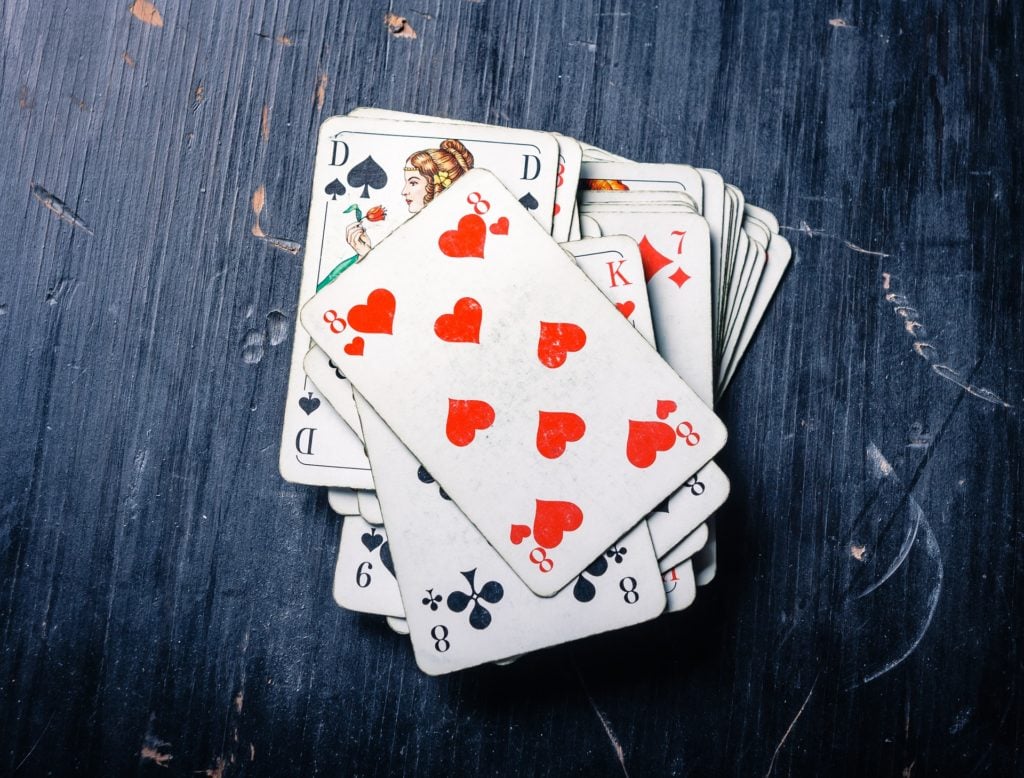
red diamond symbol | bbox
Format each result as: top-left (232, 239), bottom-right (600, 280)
top-left (668, 266), bottom-right (690, 288)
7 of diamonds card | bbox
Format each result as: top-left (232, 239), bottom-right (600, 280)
top-left (301, 169), bottom-right (726, 595)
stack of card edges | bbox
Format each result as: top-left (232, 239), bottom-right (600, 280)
top-left (279, 109), bottom-right (791, 675)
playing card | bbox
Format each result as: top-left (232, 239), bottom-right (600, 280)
top-left (646, 461), bottom-right (728, 557)
top-left (564, 236), bottom-right (655, 345)
top-left (658, 523), bottom-right (710, 572)
top-left (577, 207), bottom-right (714, 405)
top-left (387, 617), bottom-right (411, 635)
top-left (301, 169), bottom-right (727, 595)
top-left (662, 560), bottom-right (697, 613)
top-left (693, 519), bottom-right (718, 587)
top-left (357, 490), bottom-right (384, 525)
top-left (333, 515), bottom-right (404, 618)
top-left (579, 162), bottom-right (704, 213)
top-left (355, 395), bottom-right (665, 674)
top-left (327, 488), bottom-right (359, 515)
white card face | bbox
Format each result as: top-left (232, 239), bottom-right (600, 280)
top-left (333, 515), bottom-right (405, 618)
top-left (564, 236), bottom-right (656, 346)
top-left (719, 235), bottom-right (792, 392)
top-left (552, 134), bottom-right (583, 242)
top-left (327, 488), bottom-right (360, 515)
top-left (301, 169), bottom-right (727, 596)
top-left (579, 209), bottom-right (714, 406)
top-left (386, 616), bottom-right (411, 635)
top-left (662, 560), bottom-right (697, 612)
top-left (646, 461), bottom-right (729, 557)
top-left (355, 396), bottom-right (666, 675)
top-left (357, 489), bottom-right (384, 525)
top-left (579, 142), bottom-right (629, 162)
top-left (580, 162), bottom-right (704, 214)
top-left (658, 523), bottom-right (710, 572)
top-left (579, 213), bottom-right (603, 238)
top-left (693, 518), bottom-right (717, 587)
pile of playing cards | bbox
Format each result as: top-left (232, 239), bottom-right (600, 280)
top-left (279, 109), bottom-right (791, 674)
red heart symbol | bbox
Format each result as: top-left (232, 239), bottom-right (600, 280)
top-left (445, 398), bottom-right (495, 446)
top-left (531, 499), bottom-right (584, 549)
top-left (347, 288), bottom-right (395, 334)
top-left (615, 301), bottom-right (636, 319)
top-left (656, 399), bottom-right (677, 420)
top-left (537, 321), bottom-right (587, 368)
top-left (509, 524), bottom-right (532, 545)
top-left (489, 216), bottom-right (509, 235)
top-left (344, 336), bottom-right (364, 356)
top-left (626, 420), bottom-right (677, 468)
top-left (536, 411), bottom-right (586, 459)
top-left (434, 297), bottom-right (482, 343)
top-left (438, 213), bottom-right (487, 258)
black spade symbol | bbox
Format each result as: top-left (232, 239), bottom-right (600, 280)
top-left (518, 192), bottom-right (539, 211)
top-left (298, 392), bottom-right (320, 415)
top-left (361, 530), bottom-right (383, 552)
top-left (324, 178), bottom-right (346, 200)
top-left (379, 542), bottom-right (396, 577)
top-left (347, 156), bottom-right (388, 198)
top-left (572, 556), bottom-right (609, 603)
top-left (416, 465), bottom-right (452, 501)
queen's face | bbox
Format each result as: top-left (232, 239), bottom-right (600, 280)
top-left (401, 168), bottom-right (427, 213)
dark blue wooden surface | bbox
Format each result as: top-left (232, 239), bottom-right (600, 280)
top-left (1, 1), bottom-right (1021, 775)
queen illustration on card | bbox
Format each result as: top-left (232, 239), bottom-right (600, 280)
top-left (317, 139), bottom-right (475, 291)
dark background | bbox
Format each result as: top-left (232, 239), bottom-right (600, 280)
top-left (2, 1), bottom-right (1022, 775)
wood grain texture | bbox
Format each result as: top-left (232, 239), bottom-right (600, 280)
top-left (1, 1), bottom-right (1022, 775)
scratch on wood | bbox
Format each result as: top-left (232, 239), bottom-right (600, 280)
top-left (18, 85), bottom-right (33, 109)
top-left (139, 733), bottom-right (172, 768)
top-left (193, 84), bottom-right (205, 109)
top-left (780, 222), bottom-right (889, 256)
top-left (829, 17), bottom-right (853, 28)
top-left (202, 756), bottom-right (225, 777)
top-left (130, 0), bottom-right (164, 28)
top-left (261, 104), bottom-right (270, 143)
top-left (764, 676), bottom-right (817, 777)
top-left (121, 51), bottom-right (137, 68)
top-left (574, 664), bottom-right (629, 777)
top-left (13, 711), bottom-right (56, 772)
top-left (860, 518), bottom-right (943, 684)
top-left (314, 73), bottom-right (328, 110)
top-left (865, 442), bottom-right (893, 477)
top-left (30, 183), bottom-right (93, 235)
top-left (850, 544), bottom-right (866, 561)
top-left (385, 13), bottom-right (417, 39)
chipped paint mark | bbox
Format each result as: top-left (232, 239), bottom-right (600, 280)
top-left (902, 761), bottom-right (916, 777)
top-left (385, 13), bottom-right (417, 38)
top-left (883, 273), bottom-right (1012, 407)
top-left (18, 85), bottom-right (33, 110)
top-left (242, 329), bottom-right (265, 365)
top-left (234, 691), bottom-right (244, 714)
top-left (250, 185), bottom-right (302, 254)
top-left (193, 84), bottom-right (205, 107)
top-left (45, 278), bottom-right (75, 306)
top-left (122, 52), bottom-right (136, 68)
top-left (765, 676), bottom-right (818, 777)
top-left (949, 707), bottom-right (972, 734)
top-left (70, 95), bottom-right (89, 112)
top-left (249, 743), bottom-right (256, 761)
top-left (861, 518), bottom-right (943, 684)
top-left (829, 18), bottom-right (853, 28)
top-left (866, 442), bottom-right (893, 477)
top-left (907, 422), bottom-right (932, 448)
top-left (265, 310), bottom-right (288, 345)
top-left (256, 30), bottom-right (296, 45)
top-left (130, 0), bottom-right (164, 27)
top-left (276, 34), bottom-right (293, 45)
top-left (850, 544), bottom-right (866, 561)
top-left (139, 732), bottom-right (172, 768)
top-left (261, 104), bottom-right (270, 143)
top-left (30, 183), bottom-right (93, 235)
top-left (0, 304), bottom-right (8, 316)
top-left (314, 73), bottom-right (328, 111)
top-left (202, 757), bottom-right (225, 778)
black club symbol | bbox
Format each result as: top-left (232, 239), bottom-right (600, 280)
top-left (447, 569), bottom-right (503, 630)
top-left (421, 589), bottom-right (443, 611)
top-left (606, 545), bottom-right (628, 564)
top-left (327, 359), bottom-right (345, 380)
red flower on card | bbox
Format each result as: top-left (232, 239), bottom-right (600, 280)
top-left (365, 205), bottom-right (387, 222)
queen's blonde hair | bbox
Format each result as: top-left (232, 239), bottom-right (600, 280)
top-left (404, 139), bottom-right (475, 204)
